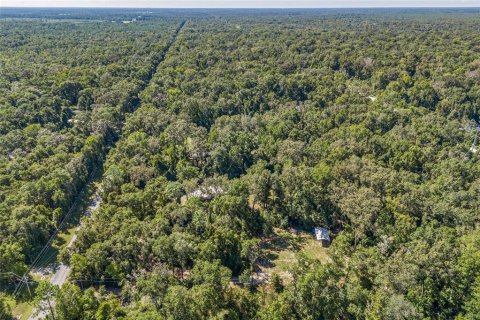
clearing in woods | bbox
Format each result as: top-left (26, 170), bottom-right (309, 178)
top-left (257, 228), bottom-right (330, 283)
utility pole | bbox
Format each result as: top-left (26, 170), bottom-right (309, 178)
top-left (469, 125), bottom-right (480, 154)
top-left (46, 293), bottom-right (56, 320)
top-left (22, 276), bottom-right (32, 297)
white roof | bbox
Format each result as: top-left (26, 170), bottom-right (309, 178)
top-left (315, 227), bottom-right (330, 241)
top-left (188, 186), bottom-right (225, 200)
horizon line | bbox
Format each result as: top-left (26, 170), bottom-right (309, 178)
top-left (2, 6), bottom-right (480, 9)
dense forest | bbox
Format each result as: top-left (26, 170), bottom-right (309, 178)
top-left (1, 7), bottom-right (480, 320)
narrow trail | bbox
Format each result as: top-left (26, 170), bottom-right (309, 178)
top-left (24, 20), bottom-right (187, 320)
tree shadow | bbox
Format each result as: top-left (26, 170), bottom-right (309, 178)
top-left (0, 279), bottom-right (39, 302)
top-left (257, 228), bottom-right (310, 269)
top-left (257, 252), bottom-right (277, 268)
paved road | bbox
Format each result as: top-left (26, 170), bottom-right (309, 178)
top-left (27, 18), bottom-right (186, 318)
top-left (28, 194), bottom-right (101, 320)
top-left (50, 264), bottom-right (71, 287)
top-left (51, 194), bottom-right (101, 287)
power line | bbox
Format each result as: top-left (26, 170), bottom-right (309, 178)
top-left (1, 19), bottom-right (188, 320)
top-left (0, 169), bottom-right (98, 320)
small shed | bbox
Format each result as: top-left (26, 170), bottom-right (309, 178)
top-left (314, 227), bottom-right (331, 247)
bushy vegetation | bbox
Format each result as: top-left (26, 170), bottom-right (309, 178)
top-left (2, 8), bottom-right (480, 320)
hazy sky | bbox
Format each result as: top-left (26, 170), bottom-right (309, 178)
top-left (2, 0), bottom-right (480, 7)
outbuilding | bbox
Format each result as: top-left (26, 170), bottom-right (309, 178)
top-left (314, 227), bottom-right (331, 247)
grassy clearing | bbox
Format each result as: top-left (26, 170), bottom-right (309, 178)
top-left (302, 237), bottom-right (330, 262)
top-left (13, 301), bottom-right (34, 320)
top-left (3, 287), bottom-right (35, 320)
top-left (257, 228), bottom-right (330, 282)
top-left (57, 226), bottom-right (78, 250)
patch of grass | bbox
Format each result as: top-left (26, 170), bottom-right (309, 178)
top-left (3, 286), bottom-right (36, 320)
top-left (302, 238), bottom-right (330, 262)
top-left (257, 228), bottom-right (330, 282)
top-left (30, 271), bottom-right (52, 283)
top-left (13, 301), bottom-right (34, 320)
top-left (4, 295), bottom-right (15, 310)
top-left (57, 225), bottom-right (77, 250)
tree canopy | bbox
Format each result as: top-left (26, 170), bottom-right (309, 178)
top-left (2, 7), bottom-right (480, 320)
